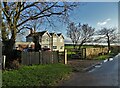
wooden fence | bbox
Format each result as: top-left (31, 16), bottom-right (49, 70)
top-left (21, 51), bottom-right (60, 65)
top-left (0, 41), bottom-right (2, 70)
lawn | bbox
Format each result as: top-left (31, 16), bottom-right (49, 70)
top-left (2, 63), bottom-right (72, 87)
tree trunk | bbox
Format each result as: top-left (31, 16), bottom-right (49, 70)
top-left (107, 34), bottom-right (110, 53)
top-left (2, 39), bottom-right (15, 68)
top-left (78, 41), bottom-right (84, 50)
top-left (34, 41), bottom-right (41, 52)
top-left (73, 44), bottom-right (75, 49)
top-left (33, 36), bottom-right (41, 52)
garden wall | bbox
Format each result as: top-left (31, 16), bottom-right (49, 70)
top-left (85, 47), bottom-right (108, 59)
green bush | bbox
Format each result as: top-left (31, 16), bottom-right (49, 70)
top-left (2, 64), bottom-right (72, 87)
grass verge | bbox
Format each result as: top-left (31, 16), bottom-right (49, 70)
top-left (95, 55), bottom-right (109, 60)
top-left (2, 63), bottom-right (72, 87)
top-left (95, 53), bottom-right (116, 60)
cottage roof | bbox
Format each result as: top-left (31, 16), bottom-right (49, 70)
top-left (57, 33), bottom-right (62, 36)
top-left (49, 32), bottom-right (58, 37)
top-left (57, 33), bottom-right (64, 39)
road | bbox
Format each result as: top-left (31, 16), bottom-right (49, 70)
top-left (60, 53), bottom-right (120, 86)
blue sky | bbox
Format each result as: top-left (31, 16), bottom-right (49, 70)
top-left (46, 2), bottom-right (118, 36)
top-left (53, 2), bottom-right (118, 41)
top-left (17, 2), bottom-right (118, 41)
top-left (62, 2), bottom-right (118, 41)
top-left (69, 2), bottom-right (118, 29)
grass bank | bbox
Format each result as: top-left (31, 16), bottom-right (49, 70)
top-left (95, 55), bottom-right (109, 60)
top-left (95, 53), bottom-right (116, 60)
top-left (2, 63), bottom-right (72, 87)
top-left (65, 45), bottom-right (95, 49)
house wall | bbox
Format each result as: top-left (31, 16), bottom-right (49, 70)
top-left (52, 34), bottom-right (59, 51)
top-left (50, 34), bottom-right (64, 52)
top-left (57, 35), bottom-right (64, 52)
top-left (41, 33), bottom-right (51, 48)
top-left (15, 42), bottom-right (35, 51)
top-left (26, 31), bottom-right (64, 52)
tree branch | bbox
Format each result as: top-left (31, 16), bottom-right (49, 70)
top-left (17, 2), bottom-right (58, 27)
top-left (20, 2), bottom-right (39, 12)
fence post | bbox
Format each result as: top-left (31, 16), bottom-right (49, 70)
top-left (0, 41), bottom-right (2, 88)
top-left (3, 55), bottom-right (6, 69)
top-left (29, 52), bottom-right (31, 65)
top-left (57, 51), bottom-right (59, 63)
top-left (0, 41), bottom-right (2, 70)
top-left (39, 50), bottom-right (41, 64)
top-left (64, 49), bottom-right (67, 64)
top-left (52, 51), bottom-right (53, 63)
top-left (82, 48), bottom-right (86, 59)
top-left (41, 51), bottom-right (43, 64)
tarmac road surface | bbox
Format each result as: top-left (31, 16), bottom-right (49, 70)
top-left (60, 53), bottom-right (120, 87)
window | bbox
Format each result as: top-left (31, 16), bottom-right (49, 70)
top-left (46, 38), bottom-right (49, 42)
top-left (42, 39), bottom-right (45, 42)
top-left (53, 46), bottom-right (57, 49)
top-left (60, 46), bottom-right (63, 49)
top-left (44, 46), bottom-right (48, 48)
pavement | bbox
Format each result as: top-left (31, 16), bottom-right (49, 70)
top-left (59, 53), bottom-right (120, 86)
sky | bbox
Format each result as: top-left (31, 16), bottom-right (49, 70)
top-left (51, 2), bottom-right (118, 33)
top-left (56, 2), bottom-right (118, 43)
top-left (70, 2), bottom-right (118, 28)
top-left (16, 2), bottom-right (118, 42)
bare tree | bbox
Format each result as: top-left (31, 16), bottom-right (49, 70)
top-left (67, 22), bottom-right (81, 49)
top-left (78, 24), bottom-right (95, 50)
top-left (1, 2), bottom-right (77, 64)
top-left (96, 27), bottom-right (117, 53)
top-left (67, 23), bottom-right (95, 50)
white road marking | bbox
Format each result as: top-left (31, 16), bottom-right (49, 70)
top-left (109, 58), bottom-right (113, 61)
top-left (95, 65), bottom-right (101, 68)
top-left (104, 59), bottom-right (108, 63)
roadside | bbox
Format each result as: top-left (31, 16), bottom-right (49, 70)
top-left (2, 52), bottom-right (118, 87)
top-left (67, 59), bottom-right (101, 72)
top-left (58, 54), bottom-right (119, 86)
top-left (58, 59), bottom-right (102, 86)
top-left (58, 53), bottom-right (119, 86)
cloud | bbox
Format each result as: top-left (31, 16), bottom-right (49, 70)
top-left (106, 18), bottom-right (111, 21)
top-left (97, 18), bottom-right (111, 26)
top-left (64, 37), bottom-right (72, 44)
